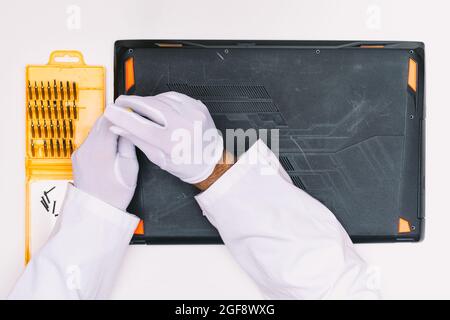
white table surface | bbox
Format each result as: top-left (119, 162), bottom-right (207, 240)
top-left (1, 0), bottom-right (449, 299)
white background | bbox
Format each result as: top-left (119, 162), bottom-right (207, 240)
top-left (0, 0), bottom-right (449, 299)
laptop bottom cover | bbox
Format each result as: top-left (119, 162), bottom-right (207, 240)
top-left (114, 41), bottom-right (425, 244)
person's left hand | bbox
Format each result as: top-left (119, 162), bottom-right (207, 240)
top-left (71, 116), bottom-right (139, 211)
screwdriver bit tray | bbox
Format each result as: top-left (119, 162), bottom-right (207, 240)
top-left (25, 51), bottom-right (104, 262)
top-left (27, 80), bottom-right (78, 158)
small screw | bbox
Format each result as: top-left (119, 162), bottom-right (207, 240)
top-left (46, 186), bottom-right (56, 194)
top-left (40, 199), bottom-right (49, 212)
top-left (409, 50), bottom-right (414, 54)
top-left (410, 115), bottom-right (414, 119)
top-left (128, 48), bottom-right (134, 54)
top-left (44, 192), bottom-right (50, 203)
top-left (315, 49), bottom-right (321, 54)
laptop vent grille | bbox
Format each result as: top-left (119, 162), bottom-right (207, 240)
top-left (290, 176), bottom-right (306, 190)
top-left (279, 156), bottom-right (294, 171)
top-left (203, 101), bottom-right (278, 114)
top-left (167, 83), bottom-right (270, 99)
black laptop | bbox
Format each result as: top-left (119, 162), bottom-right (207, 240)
top-left (114, 40), bottom-right (425, 244)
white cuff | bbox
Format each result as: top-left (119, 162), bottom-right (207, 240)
top-left (61, 183), bottom-right (140, 232)
top-left (195, 139), bottom-right (291, 210)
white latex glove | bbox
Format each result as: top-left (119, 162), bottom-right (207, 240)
top-left (104, 92), bottom-right (223, 184)
top-left (72, 116), bottom-right (139, 211)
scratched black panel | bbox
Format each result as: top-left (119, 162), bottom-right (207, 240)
top-left (116, 41), bottom-right (425, 243)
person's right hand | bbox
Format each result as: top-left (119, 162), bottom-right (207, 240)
top-left (104, 92), bottom-right (223, 184)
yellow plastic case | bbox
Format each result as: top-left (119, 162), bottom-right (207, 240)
top-left (25, 51), bottom-right (105, 262)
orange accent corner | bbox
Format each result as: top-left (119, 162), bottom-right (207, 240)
top-left (134, 219), bottom-right (144, 235)
top-left (359, 45), bottom-right (385, 48)
top-left (398, 217), bottom-right (412, 234)
top-left (155, 43), bottom-right (183, 48)
top-left (408, 58), bottom-right (417, 92)
top-left (124, 57), bottom-right (135, 92)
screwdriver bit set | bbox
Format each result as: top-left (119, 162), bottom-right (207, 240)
top-left (27, 80), bottom-right (78, 158)
top-left (25, 51), bottom-right (105, 262)
top-left (25, 51), bottom-right (104, 166)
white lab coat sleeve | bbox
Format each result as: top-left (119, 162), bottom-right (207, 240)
top-left (195, 140), bottom-right (380, 300)
top-left (8, 183), bottom-right (139, 300)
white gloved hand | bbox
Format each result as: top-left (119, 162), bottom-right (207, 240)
top-left (72, 116), bottom-right (139, 211)
top-left (104, 92), bottom-right (223, 184)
